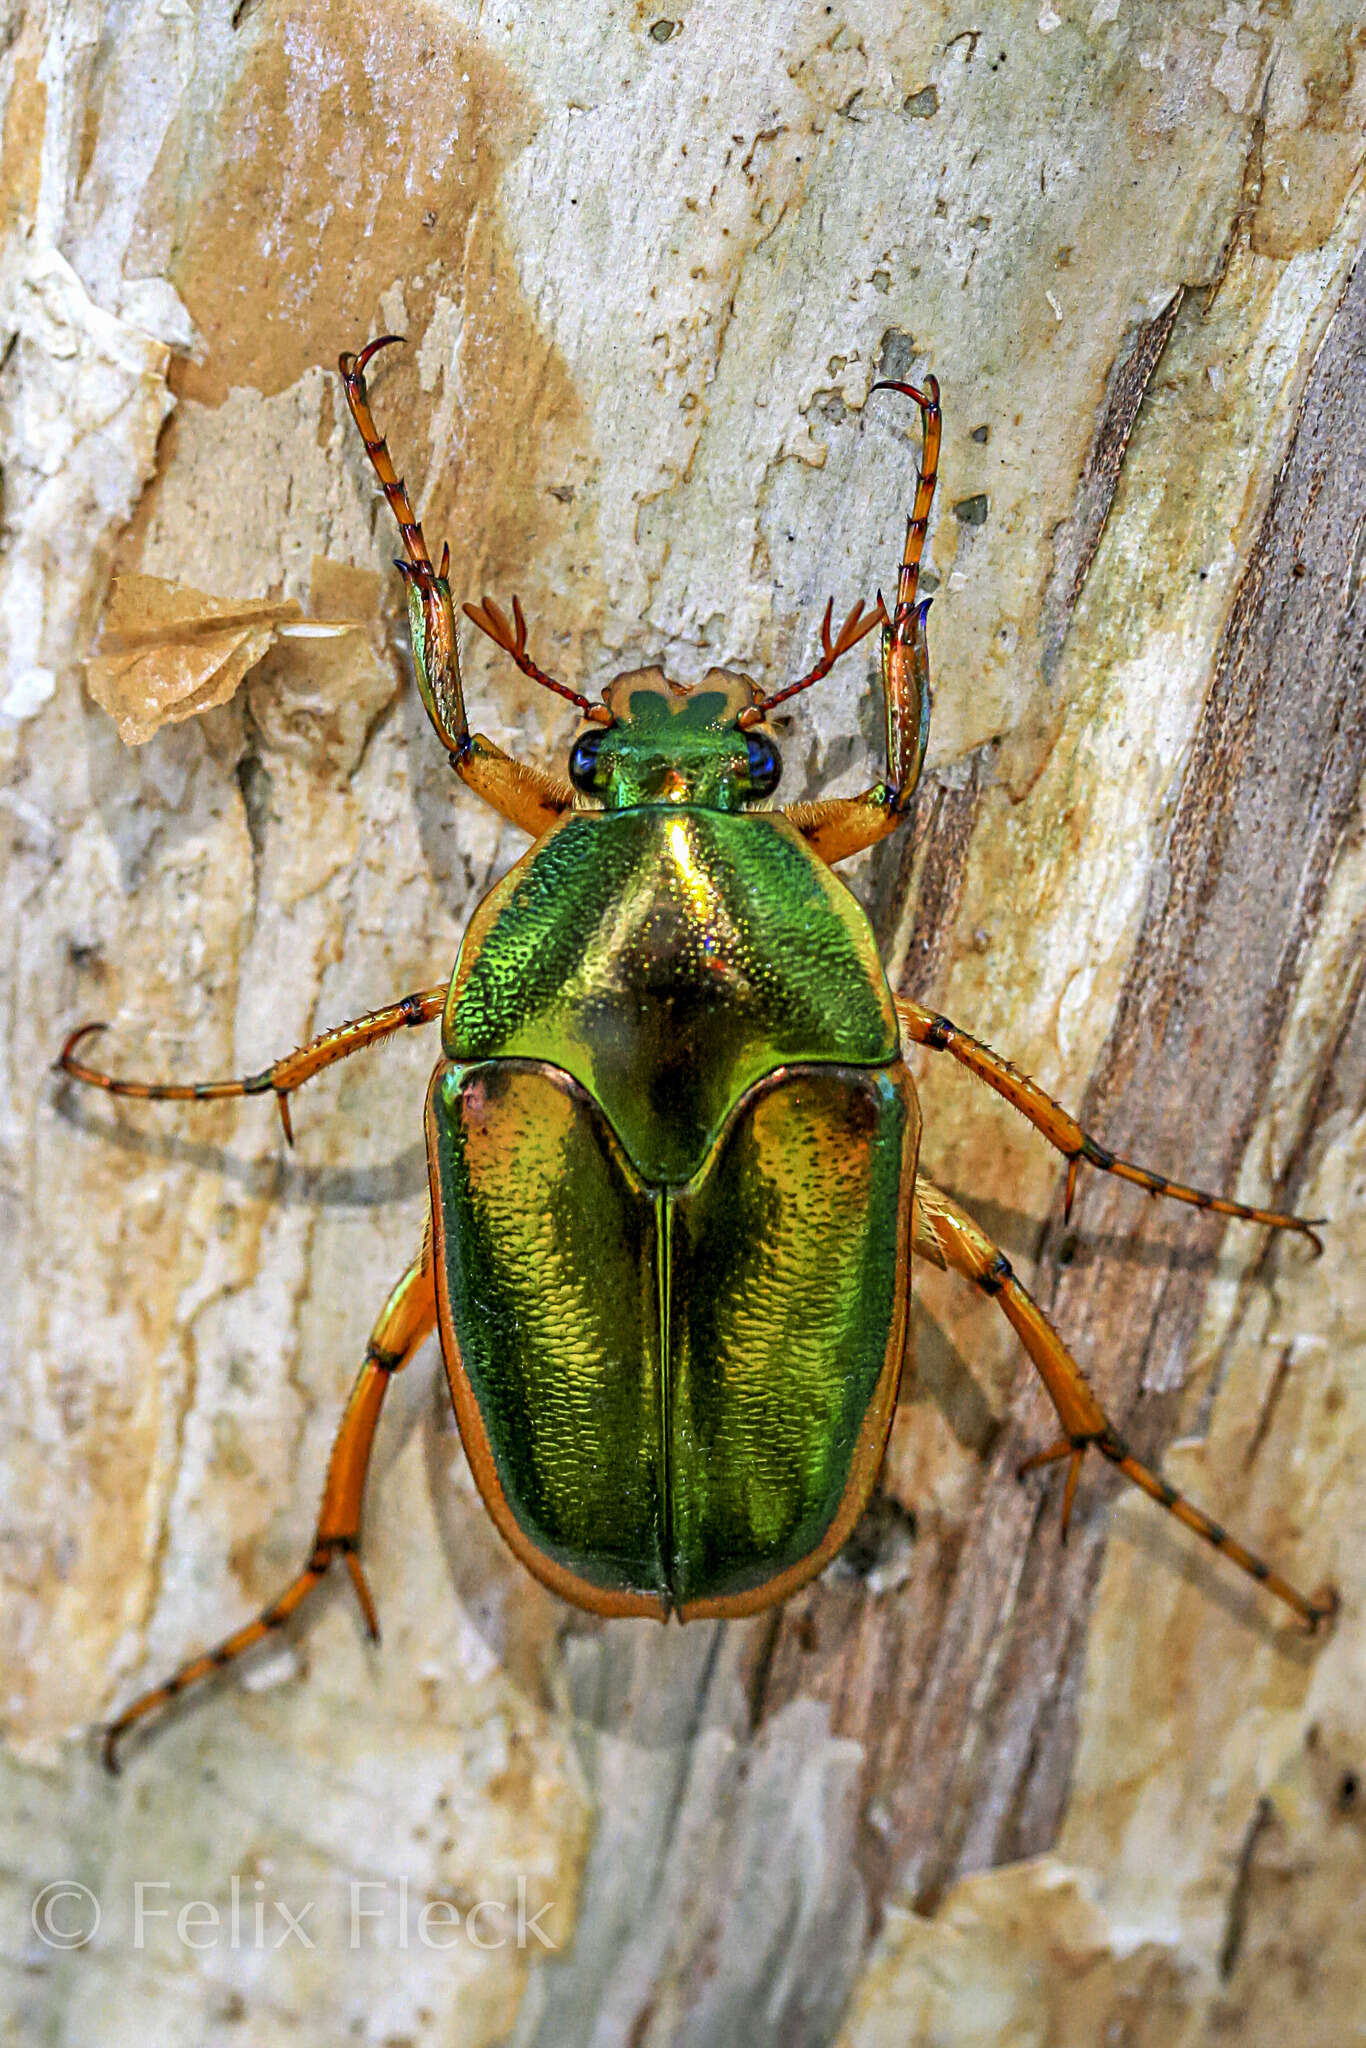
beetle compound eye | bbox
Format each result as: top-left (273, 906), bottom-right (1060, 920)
top-left (569, 728), bottom-right (606, 792)
top-left (744, 732), bottom-right (782, 798)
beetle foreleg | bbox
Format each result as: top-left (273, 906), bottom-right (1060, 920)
top-left (57, 989), bottom-right (447, 1146)
top-left (339, 336), bottom-right (581, 832)
top-left (100, 1233), bottom-right (437, 1770)
top-left (897, 997), bottom-right (1325, 1249)
top-left (779, 593), bottom-right (932, 866)
top-left (339, 334), bottom-right (433, 569)
top-left (909, 1176), bottom-right (1337, 1631)
top-left (781, 379), bottom-right (940, 866)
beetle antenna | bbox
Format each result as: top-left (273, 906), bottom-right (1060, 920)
top-left (741, 596), bottom-right (883, 725)
top-left (463, 592), bottom-right (608, 720)
top-left (338, 336), bottom-right (434, 571)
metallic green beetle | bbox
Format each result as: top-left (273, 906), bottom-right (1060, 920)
top-left (65, 337), bottom-right (1332, 1767)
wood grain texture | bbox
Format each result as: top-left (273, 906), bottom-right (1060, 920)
top-left (761, 233), bottom-right (1366, 1921)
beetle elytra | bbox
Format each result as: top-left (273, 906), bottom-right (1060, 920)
top-left (60, 335), bottom-right (1335, 1769)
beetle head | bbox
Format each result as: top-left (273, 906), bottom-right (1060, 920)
top-left (569, 669), bottom-right (783, 812)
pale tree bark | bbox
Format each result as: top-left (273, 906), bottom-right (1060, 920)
top-left (1, 5), bottom-right (1363, 2045)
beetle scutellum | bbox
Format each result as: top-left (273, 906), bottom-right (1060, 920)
top-left (61, 335), bottom-right (1336, 1769)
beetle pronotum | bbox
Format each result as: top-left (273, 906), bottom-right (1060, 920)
top-left (60, 335), bottom-right (1335, 1770)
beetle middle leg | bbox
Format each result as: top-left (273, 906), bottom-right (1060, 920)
top-left (101, 1230), bottom-right (437, 1771)
top-left (57, 986), bottom-right (447, 1145)
top-left (909, 1175), bottom-right (1334, 1629)
top-left (896, 996), bottom-right (1323, 1246)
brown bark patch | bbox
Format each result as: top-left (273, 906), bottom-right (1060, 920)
top-left (140, 0), bottom-right (591, 611)
top-left (157, 1), bottom-right (527, 403)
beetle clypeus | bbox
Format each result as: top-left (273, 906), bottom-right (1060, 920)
top-left (62, 335), bottom-right (1335, 1771)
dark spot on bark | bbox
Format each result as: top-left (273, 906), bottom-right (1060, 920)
top-left (877, 327), bottom-right (918, 384)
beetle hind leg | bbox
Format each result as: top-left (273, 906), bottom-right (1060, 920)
top-left (101, 1231), bottom-right (437, 1771)
top-left (896, 997), bottom-right (1324, 1247)
top-left (910, 1176), bottom-right (1335, 1631)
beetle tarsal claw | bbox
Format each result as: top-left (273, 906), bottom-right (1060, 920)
top-left (56, 1020), bottom-right (108, 1073)
top-left (1307, 1583), bottom-right (1341, 1634)
top-left (276, 1091), bottom-right (295, 1147)
top-left (351, 332), bottom-right (405, 379)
